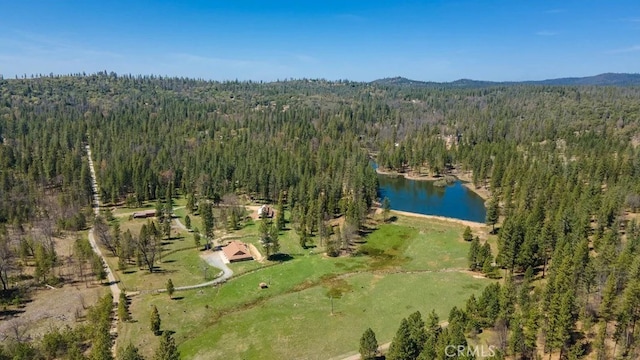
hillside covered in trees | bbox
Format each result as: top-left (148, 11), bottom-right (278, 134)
top-left (2, 73), bottom-right (640, 359)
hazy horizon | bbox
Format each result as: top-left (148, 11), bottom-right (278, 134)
top-left (1, 0), bottom-right (639, 82)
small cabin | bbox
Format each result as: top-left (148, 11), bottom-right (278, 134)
top-left (132, 209), bottom-right (157, 219)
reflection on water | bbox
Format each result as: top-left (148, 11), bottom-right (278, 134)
top-left (376, 171), bottom-right (487, 223)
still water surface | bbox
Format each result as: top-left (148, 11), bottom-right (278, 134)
top-left (376, 168), bottom-right (487, 223)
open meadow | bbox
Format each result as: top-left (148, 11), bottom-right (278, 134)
top-left (108, 203), bottom-right (497, 359)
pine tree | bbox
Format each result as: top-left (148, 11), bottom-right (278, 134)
top-left (91, 332), bottom-right (114, 360)
top-left (599, 274), bottom-right (617, 322)
top-left (118, 292), bottom-right (131, 322)
top-left (259, 219), bottom-right (280, 258)
top-left (619, 278), bottom-right (640, 356)
top-left (522, 306), bottom-right (539, 359)
top-left (508, 315), bottom-right (525, 358)
top-left (298, 226), bottom-right (309, 249)
top-left (387, 318), bottom-right (417, 360)
top-left (184, 215), bottom-right (191, 229)
top-left (594, 320), bottom-right (608, 360)
top-left (230, 209), bottom-right (239, 230)
top-left (154, 331), bottom-right (179, 360)
top-left (359, 327), bottom-right (378, 360)
top-left (150, 305), bottom-right (161, 335)
top-left (499, 275), bottom-right (516, 324)
top-left (462, 226), bottom-right (473, 242)
top-left (186, 192), bottom-right (196, 214)
top-left (448, 320), bottom-right (471, 360)
top-left (118, 343), bottom-right (144, 360)
top-left (407, 311), bottom-right (427, 357)
top-left (200, 202), bottom-right (215, 239)
top-left (166, 279), bottom-right (175, 299)
top-left (276, 194), bottom-right (286, 231)
top-left (486, 197), bottom-right (499, 233)
top-left (482, 255), bottom-right (494, 277)
top-left (468, 237), bottom-right (480, 270)
top-left (193, 232), bottom-right (201, 249)
top-left (547, 291), bottom-right (576, 358)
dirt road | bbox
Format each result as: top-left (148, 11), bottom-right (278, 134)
top-left (85, 144), bottom-right (121, 353)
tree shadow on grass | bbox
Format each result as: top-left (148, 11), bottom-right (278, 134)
top-left (102, 279), bottom-right (121, 287)
top-left (153, 268), bottom-right (178, 274)
top-left (0, 308), bottom-right (25, 317)
top-left (267, 253), bottom-right (294, 262)
top-left (358, 225), bottom-right (377, 237)
top-left (171, 296), bottom-right (184, 301)
top-left (162, 259), bottom-right (176, 263)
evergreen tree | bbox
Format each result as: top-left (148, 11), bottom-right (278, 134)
top-left (154, 331), bottom-right (179, 360)
top-left (418, 310), bottom-right (441, 360)
top-left (508, 315), bottom-right (525, 358)
top-left (468, 237), bottom-right (480, 270)
top-left (448, 320), bottom-right (472, 360)
top-left (594, 320), bottom-right (607, 360)
top-left (359, 327), bottom-right (378, 360)
top-left (522, 306), bottom-right (539, 359)
top-left (462, 226), bottom-right (473, 242)
top-left (91, 332), bottom-right (114, 360)
top-left (298, 225), bottom-right (310, 249)
top-left (200, 202), bottom-right (214, 239)
top-left (193, 231), bottom-right (201, 249)
top-left (276, 194), bottom-right (286, 231)
top-left (186, 192), bottom-right (196, 214)
top-left (150, 305), bottom-right (161, 335)
top-left (118, 343), bottom-right (144, 360)
top-left (184, 215), bottom-right (191, 229)
top-left (387, 318), bottom-right (418, 360)
top-left (166, 279), bottom-right (175, 299)
top-left (118, 292), bottom-right (131, 322)
top-left (486, 197), bottom-right (499, 233)
top-left (407, 311), bottom-right (427, 358)
top-left (259, 219), bottom-right (280, 258)
top-left (482, 255), bottom-right (495, 277)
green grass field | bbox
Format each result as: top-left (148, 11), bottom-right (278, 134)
top-left (101, 217), bottom-right (219, 292)
top-left (113, 205), bottom-right (496, 359)
top-left (180, 271), bottom-right (488, 360)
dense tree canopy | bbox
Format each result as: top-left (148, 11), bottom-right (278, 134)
top-left (2, 73), bottom-right (640, 358)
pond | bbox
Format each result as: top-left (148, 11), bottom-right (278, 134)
top-left (375, 165), bottom-right (487, 223)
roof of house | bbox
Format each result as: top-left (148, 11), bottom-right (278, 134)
top-left (257, 204), bottom-right (274, 217)
top-left (132, 209), bottom-right (157, 218)
top-left (222, 240), bottom-right (253, 262)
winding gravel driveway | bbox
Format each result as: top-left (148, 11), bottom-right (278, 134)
top-left (154, 251), bottom-right (234, 292)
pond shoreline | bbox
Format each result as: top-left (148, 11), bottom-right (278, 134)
top-left (375, 167), bottom-right (490, 201)
top-left (390, 209), bottom-right (486, 228)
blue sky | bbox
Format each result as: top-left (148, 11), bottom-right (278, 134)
top-left (1, 0), bottom-right (639, 81)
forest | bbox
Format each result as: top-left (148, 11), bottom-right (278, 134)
top-left (1, 72), bottom-right (640, 359)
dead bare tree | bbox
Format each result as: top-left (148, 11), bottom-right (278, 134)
top-left (0, 233), bottom-right (16, 291)
top-left (136, 222), bottom-right (160, 273)
top-left (94, 216), bottom-right (117, 256)
top-left (7, 320), bottom-right (30, 343)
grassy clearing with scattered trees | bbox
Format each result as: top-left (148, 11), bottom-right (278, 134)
top-left (116, 214), bottom-right (493, 359)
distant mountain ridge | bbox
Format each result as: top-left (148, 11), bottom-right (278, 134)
top-left (372, 73), bottom-right (640, 87)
